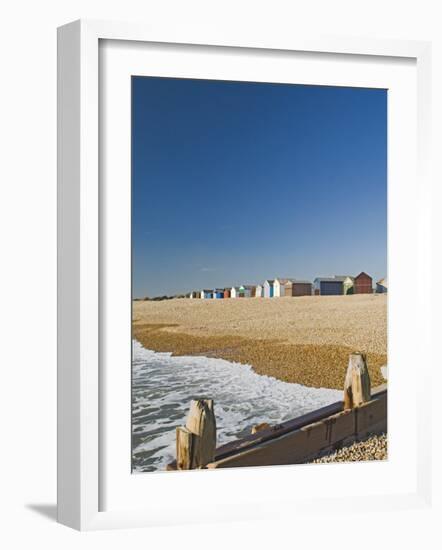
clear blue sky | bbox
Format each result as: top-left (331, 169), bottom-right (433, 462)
top-left (132, 77), bottom-right (387, 297)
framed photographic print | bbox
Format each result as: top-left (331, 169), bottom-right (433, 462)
top-left (57, 20), bottom-right (432, 530)
top-left (130, 75), bottom-right (388, 474)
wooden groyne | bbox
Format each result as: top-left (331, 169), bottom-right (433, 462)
top-left (167, 353), bottom-right (387, 470)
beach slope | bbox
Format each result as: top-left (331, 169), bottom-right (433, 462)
top-left (133, 294), bottom-right (387, 389)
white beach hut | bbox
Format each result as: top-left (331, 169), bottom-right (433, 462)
top-left (255, 284), bottom-right (263, 298)
top-left (263, 280), bottom-right (275, 298)
top-left (274, 278), bottom-right (295, 297)
top-left (231, 286), bottom-right (240, 298)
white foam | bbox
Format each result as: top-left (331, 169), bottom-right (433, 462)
top-left (132, 340), bottom-right (341, 472)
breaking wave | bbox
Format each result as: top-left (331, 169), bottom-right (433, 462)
top-left (132, 340), bottom-right (341, 472)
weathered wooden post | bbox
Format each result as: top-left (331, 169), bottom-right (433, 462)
top-left (176, 427), bottom-right (194, 470)
top-left (176, 399), bottom-right (216, 470)
top-left (343, 352), bottom-right (371, 409)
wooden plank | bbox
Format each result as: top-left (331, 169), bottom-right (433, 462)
top-left (300, 408), bottom-right (356, 454)
top-left (207, 392), bottom-right (387, 469)
top-left (214, 399), bottom-right (344, 460)
top-left (207, 409), bottom-right (357, 469)
top-left (355, 392), bottom-right (387, 437)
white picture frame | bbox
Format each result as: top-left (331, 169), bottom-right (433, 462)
top-left (57, 19), bottom-right (432, 531)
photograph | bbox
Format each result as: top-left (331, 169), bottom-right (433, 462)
top-left (131, 76), bottom-right (388, 473)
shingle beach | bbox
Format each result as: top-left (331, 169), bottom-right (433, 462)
top-left (133, 294), bottom-right (387, 389)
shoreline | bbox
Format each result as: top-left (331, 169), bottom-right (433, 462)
top-left (131, 337), bottom-right (352, 390)
top-left (133, 319), bottom-right (386, 391)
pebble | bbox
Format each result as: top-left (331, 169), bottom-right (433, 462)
top-left (311, 433), bottom-right (387, 463)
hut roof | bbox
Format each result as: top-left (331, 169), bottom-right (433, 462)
top-left (355, 271), bottom-right (372, 280)
top-left (291, 280), bottom-right (312, 285)
top-left (314, 277), bottom-right (343, 283)
top-left (265, 279), bottom-right (275, 285)
top-left (275, 278), bottom-right (296, 285)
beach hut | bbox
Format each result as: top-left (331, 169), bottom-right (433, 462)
top-left (264, 280), bottom-right (275, 298)
top-left (376, 277), bottom-right (388, 293)
top-left (213, 288), bottom-right (224, 299)
top-left (334, 275), bottom-right (354, 295)
top-left (236, 285), bottom-right (245, 298)
top-left (230, 286), bottom-right (240, 298)
top-left (286, 280), bottom-right (312, 297)
top-left (255, 284), bottom-right (263, 298)
top-left (313, 277), bottom-right (344, 296)
top-left (242, 285), bottom-right (255, 298)
top-left (342, 276), bottom-right (355, 295)
top-left (274, 278), bottom-right (295, 297)
top-left (201, 289), bottom-right (213, 299)
top-left (190, 291), bottom-right (201, 299)
top-left (223, 288), bottom-right (231, 298)
top-left (232, 285), bottom-right (253, 298)
top-left (354, 272), bottom-right (373, 294)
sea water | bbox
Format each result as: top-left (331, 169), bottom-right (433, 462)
top-left (132, 339), bottom-right (341, 472)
